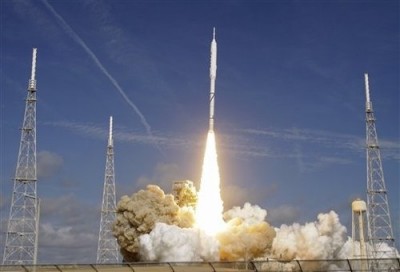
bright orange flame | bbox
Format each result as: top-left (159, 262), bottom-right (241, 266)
top-left (195, 130), bottom-right (226, 235)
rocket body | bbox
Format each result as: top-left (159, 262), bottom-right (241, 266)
top-left (209, 28), bottom-right (217, 131)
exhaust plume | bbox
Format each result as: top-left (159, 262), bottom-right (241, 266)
top-left (195, 131), bottom-right (225, 235)
top-left (218, 203), bottom-right (276, 261)
top-left (271, 211), bottom-right (346, 260)
top-left (113, 184), bottom-right (399, 270)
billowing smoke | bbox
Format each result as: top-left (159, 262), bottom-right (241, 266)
top-left (112, 185), bottom-right (195, 261)
top-left (139, 223), bottom-right (219, 262)
top-left (219, 203), bottom-right (276, 261)
top-left (113, 185), bottom-right (277, 262)
top-left (266, 211), bottom-right (347, 271)
top-left (113, 185), bottom-right (398, 267)
top-left (271, 211), bottom-right (346, 260)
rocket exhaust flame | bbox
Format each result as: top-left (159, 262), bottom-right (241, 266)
top-left (195, 131), bottom-right (225, 235)
top-left (195, 28), bottom-right (226, 235)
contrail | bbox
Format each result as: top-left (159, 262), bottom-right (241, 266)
top-left (41, 0), bottom-right (152, 137)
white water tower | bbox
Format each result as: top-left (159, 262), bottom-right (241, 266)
top-left (352, 199), bottom-right (368, 257)
top-left (352, 199), bottom-right (368, 262)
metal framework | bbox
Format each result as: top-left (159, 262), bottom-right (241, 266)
top-left (96, 116), bottom-right (120, 263)
top-left (0, 258), bottom-right (399, 272)
top-left (364, 74), bottom-right (396, 259)
top-left (3, 48), bottom-right (40, 265)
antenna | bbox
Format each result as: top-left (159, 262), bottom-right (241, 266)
top-left (364, 73), bottom-right (372, 112)
top-left (108, 116), bottom-right (113, 146)
top-left (3, 48), bottom-right (40, 264)
top-left (97, 117), bottom-right (120, 263)
top-left (29, 48), bottom-right (37, 90)
top-left (364, 74), bottom-right (396, 262)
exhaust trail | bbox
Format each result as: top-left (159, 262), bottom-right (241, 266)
top-left (41, 0), bottom-right (153, 138)
top-left (195, 28), bottom-right (225, 235)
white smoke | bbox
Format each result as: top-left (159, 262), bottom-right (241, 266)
top-left (271, 211), bottom-right (347, 260)
top-left (218, 203), bottom-right (276, 261)
top-left (112, 185), bottom-right (195, 261)
top-left (224, 202), bottom-right (267, 224)
top-left (113, 185), bottom-right (399, 268)
top-left (139, 223), bottom-right (219, 262)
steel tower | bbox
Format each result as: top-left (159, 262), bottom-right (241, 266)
top-left (96, 116), bottom-right (120, 263)
top-left (3, 48), bottom-right (40, 265)
top-left (364, 73), bottom-right (396, 258)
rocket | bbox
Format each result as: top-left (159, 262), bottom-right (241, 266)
top-left (209, 28), bottom-right (217, 131)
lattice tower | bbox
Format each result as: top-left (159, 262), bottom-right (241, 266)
top-left (3, 48), bottom-right (40, 265)
top-left (364, 73), bottom-right (396, 259)
top-left (96, 116), bottom-right (120, 263)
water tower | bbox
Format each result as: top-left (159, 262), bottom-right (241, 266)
top-left (352, 199), bottom-right (368, 271)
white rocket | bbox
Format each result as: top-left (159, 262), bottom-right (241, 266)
top-left (209, 28), bottom-right (217, 131)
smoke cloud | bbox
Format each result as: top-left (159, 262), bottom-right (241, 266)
top-left (139, 223), bottom-right (219, 262)
top-left (113, 185), bottom-right (277, 262)
top-left (271, 211), bottom-right (346, 260)
top-left (219, 203), bottom-right (276, 261)
top-left (112, 185), bottom-right (195, 261)
top-left (113, 185), bottom-right (399, 269)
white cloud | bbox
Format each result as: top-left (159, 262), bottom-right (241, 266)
top-left (135, 163), bottom-right (183, 193)
top-left (38, 195), bottom-right (100, 263)
top-left (44, 121), bottom-right (192, 147)
top-left (40, 223), bottom-right (96, 248)
top-left (39, 223), bottom-right (97, 263)
top-left (44, 120), bottom-right (398, 169)
top-left (221, 183), bottom-right (277, 211)
top-left (37, 150), bottom-right (63, 179)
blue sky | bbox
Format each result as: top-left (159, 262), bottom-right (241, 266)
top-left (1, 0), bottom-right (399, 263)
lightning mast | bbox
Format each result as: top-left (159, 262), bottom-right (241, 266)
top-left (3, 48), bottom-right (40, 265)
top-left (364, 73), bottom-right (396, 258)
top-left (97, 116), bottom-right (120, 263)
